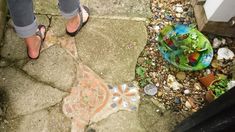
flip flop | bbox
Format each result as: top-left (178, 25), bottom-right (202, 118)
top-left (66, 6), bottom-right (90, 37)
top-left (27, 24), bottom-right (46, 59)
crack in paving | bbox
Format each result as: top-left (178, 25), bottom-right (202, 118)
top-left (6, 100), bottom-right (63, 121)
top-left (15, 66), bottom-right (69, 94)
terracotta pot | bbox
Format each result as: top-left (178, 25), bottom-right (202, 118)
top-left (205, 90), bottom-right (215, 103)
top-left (199, 73), bottom-right (216, 87)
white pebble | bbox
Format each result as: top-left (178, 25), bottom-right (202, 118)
top-left (184, 89), bottom-right (190, 95)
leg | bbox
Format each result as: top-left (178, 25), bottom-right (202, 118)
top-left (7, 0), bottom-right (46, 59)
top-left (58, 0), bottom-right (89, 33)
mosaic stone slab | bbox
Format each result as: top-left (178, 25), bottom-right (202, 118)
top-left (62, 63), bottom-right (140, 132)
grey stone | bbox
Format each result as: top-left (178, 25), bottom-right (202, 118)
top-left (36, 14), bottom-right (50, 27)
top-left (0, 67), bottom-right (66, 118)
top-left (5, 110), bottom-right (49, 132)
top-left (88, 111), bottom-right (145, 132)
top-left (34, 0), bottom-right (59, 15)
top-left (23, 45), bottom-right (76, 91)
top-left (3, 104), bottom-right (71, 132)
top-left (0, 28), bottom-right (27, 60)
top-left (47, 104), bottom-right (71, 132)
top-left (81, 0), bottom-right (151, 18)
top-left (33, 0), bottom-right (151, 18)
top-left (49, 16), bottom-right (66, 37)
top-left (138, 98), bottom-right (185, 132)
top-left (0, 58), bottom-right (10, 67)
top-left (75, 18), bottom-right (147, 84)
top-left (14, 59), bottom-right (29, 69)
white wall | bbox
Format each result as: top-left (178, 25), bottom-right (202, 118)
top-left (204, 0), bottom-right (235, 22)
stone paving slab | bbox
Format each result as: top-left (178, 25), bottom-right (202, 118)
top-left (2, 104), bottom-right (71, 132)
top-left (75, 18), bottom-right (147, 84)
top-left (34, 0), bottom-right (150, 18)
top-left (81, 0), bottom-right (151, 18)
top-left (34, 0), bottom-right (59, 15)
top-left (0, 27), bottom-right (27, 60)
top-left (23, 45), bottom-right (77, 92)
top-left (62, 63), bottom-right (140, 131)
top-left (138, 98), bottom-right (185, 132)
top-left (0, 67), bottom-right (67, 118)
top-left (88, 111), bottom-right (145, 132)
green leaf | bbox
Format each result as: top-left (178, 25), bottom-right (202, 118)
top-left (136, 66), bottom-right (146, 79)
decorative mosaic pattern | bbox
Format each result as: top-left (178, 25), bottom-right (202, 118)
top-left (62, 64), bottom-right (140, 132)
top-left (109, 83), bottom-right (140, 111)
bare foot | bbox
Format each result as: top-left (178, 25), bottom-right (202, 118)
top-left (66, 6), bottom-right (89, 33)
top-left (24, 26), bottom-right (46, 59)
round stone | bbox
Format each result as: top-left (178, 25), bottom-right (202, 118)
top-left (144, 84), bottom-right (158, 96)
top-left (157, 91), bottom-right (163, 97)
top-left (174, 97), bottom-right (181, 104)
top-left (194, 83), bottom-right (202, 90)
top-left (176, 72), bottom-right (186, 80)
top-left (184, 89), bottom-right (190, 95)
top-left (185, 101), bottom-right (192, 109)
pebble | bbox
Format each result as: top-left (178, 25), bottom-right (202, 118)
top-left (175, 6), bottom-right (183, 13)
top-left (217, 48), bottom-right (234, 60)
top-left (221, 38), bottom-right (226, 45)
top-left (184, 89), bottom-right (190, 95)
top-left (167, 74), bottom-right (183, 90)
top-left (175, 97), bottom-right (181, 104)
top-left (157, 91), bottom-right (163, 97)
top-left (213, 38), bottom-right (222, 48)
top-left (188, 97), bottom-right (197, 108)
top-left (176, 72), bottom-right (186, 80)
top-left (206, 69), bottom-right (211, 75)
top-left (211, 60), bottom-right (221, 69)
top-left (153, 25), bottom-right (160, 32)
top-left (144, 84), bottom-right (158, 96)
top-left (174, 4), bottom-right (184, 13)
top-left (194, 83), bottom-right (202, 90)
top-left (185, 101), bottom-right (192, 109)
top-left (176, 13), bottom-right (181, 18)
top-left (227, 80), bottom-right (235, 90)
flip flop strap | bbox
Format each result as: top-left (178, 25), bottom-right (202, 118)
top-left (35, 25), bottom-right (45, 40)
top-left (77, 6), bottom-right (83, 30)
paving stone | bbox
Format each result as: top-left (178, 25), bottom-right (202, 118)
top-left (75, 18), bottom-right (147, 84)
top-left (138, 98), bottom-right (185, 132)
top-left (23, 45), bottom-right (76, 91)
top-left (36, 14), bottom-right (50, 27)
top-left (2, 104), bottom-right (71, 132)
top-left (49, 16), bottom-right (66, 37)
top-left (34, 0), bottom-right (59, 15)
top-left (5, 110), bottom-right (49, 132)
top-left (0, 27), bottom-right (27, 60)
top-left (88, 111), bottom-right (145, 132)
top-left (47, 104), bottom-right (71, 132)
top-left (34, 0), bottom-right (150, 18)
top-left (81, 0), bottom-right (151, 18)
top-left (0, 67), bottom-right (67, 118)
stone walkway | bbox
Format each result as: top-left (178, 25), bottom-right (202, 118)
top-left (0, 0), bottom-right (159, 132)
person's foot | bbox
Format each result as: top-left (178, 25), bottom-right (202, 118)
top-left (66, 6), bottom-right (89, 33)
top-left (24, 26), bottom-right (46, 59)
